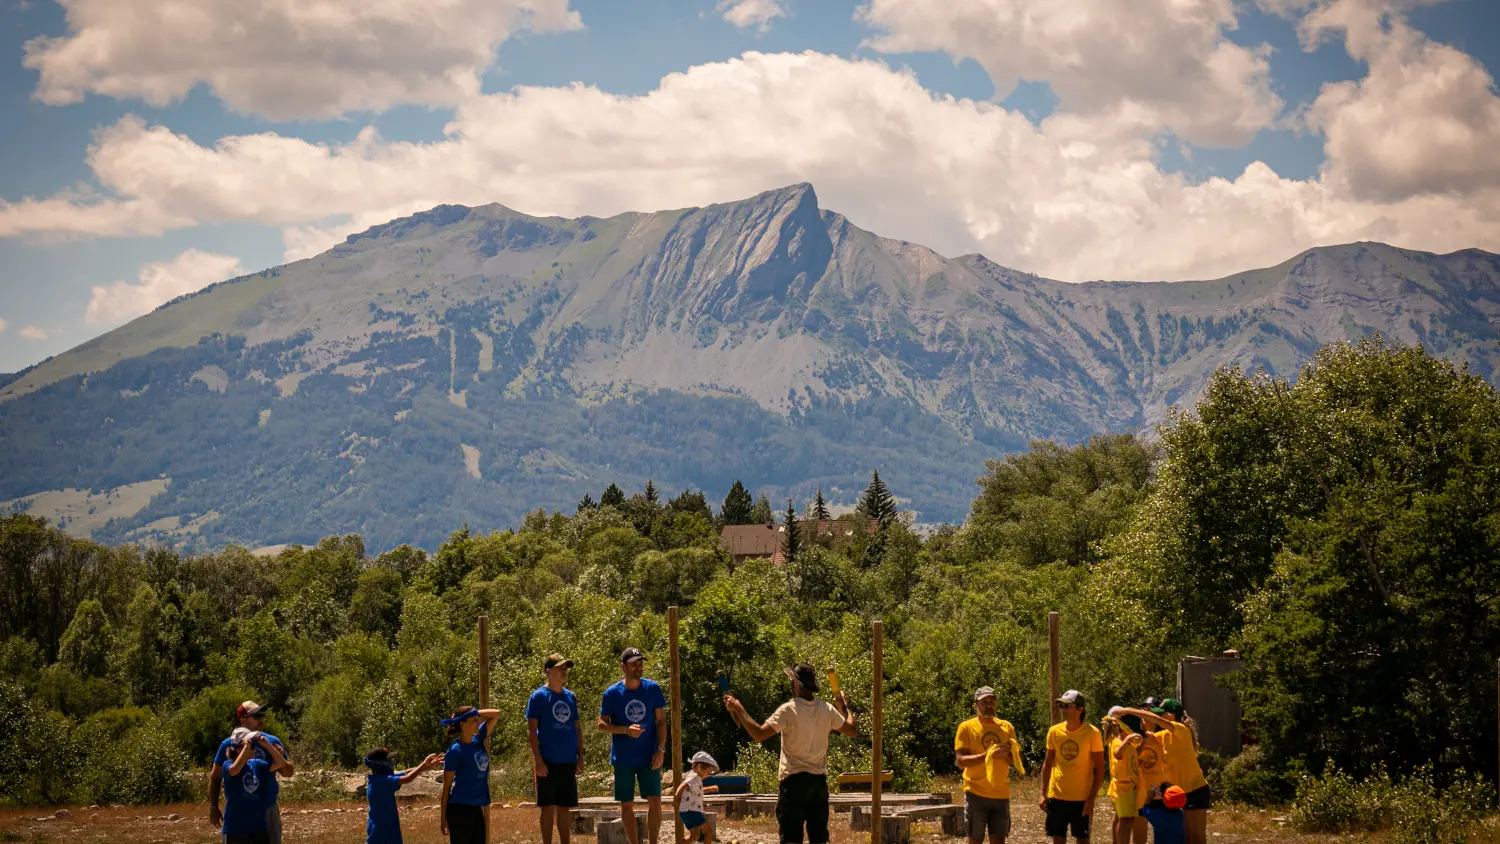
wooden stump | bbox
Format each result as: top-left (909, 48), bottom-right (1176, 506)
top-left (597, 819), bottom-right (628, 844)
top-left (574, 815), bottom-right (597, 834)
top-left (879, 815), bottom-right (911, 844)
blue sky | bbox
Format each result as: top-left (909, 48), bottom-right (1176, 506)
top-left (2, 0), bottom-right (1499, 373)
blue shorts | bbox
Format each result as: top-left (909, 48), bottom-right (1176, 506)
top-left (681, 811), bottom-right (708, 831)
top-left (613, 765), bottom-right (663, 802)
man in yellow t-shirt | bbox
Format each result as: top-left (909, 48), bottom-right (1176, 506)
top-left (1037, 690), bottom-right (1104, 844)
top-left (954, 686), bottom-right (1016, 844)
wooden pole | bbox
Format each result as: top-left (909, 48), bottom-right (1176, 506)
top-left (1048, 612), bottom-right (1061, 725)
top-left (1495, 659), bottom-right (1499, 806)
top-left (872, 620), bottom-right (884, 844)
top-left (478, 615), bottom-right (490, 844)
top-left (670, 607), bottom-right (684, 844)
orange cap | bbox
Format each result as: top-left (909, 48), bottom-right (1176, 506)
top-left (1163, 785), bottom-right (1187, 810)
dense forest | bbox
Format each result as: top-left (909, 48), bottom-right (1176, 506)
top-left (2, 339), bottom-right (1498, 838)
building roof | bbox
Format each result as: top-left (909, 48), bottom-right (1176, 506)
top-left (719, 523), bottom-right (785, 558)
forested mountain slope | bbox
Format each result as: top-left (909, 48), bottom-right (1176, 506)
top-left (3, 184), bottom-right (1497, 549)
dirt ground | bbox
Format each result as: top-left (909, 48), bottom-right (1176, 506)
top-left (3, 777), bottom-right (1496, 844)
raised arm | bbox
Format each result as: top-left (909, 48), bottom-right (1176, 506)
top-left (399, 753), bottom-right (444, 785)
top-left (228, 741), bottom-right (255, 776)
top-left (1116, 708), bottom-right (1171, 730)
top-left (723, 695), bottom-right (778, 743)
top-left (833, 692), bottom-right (857, 738)
top-left (262, 737), bottom-right (289, 773)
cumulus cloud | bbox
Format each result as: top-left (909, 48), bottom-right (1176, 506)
top-left (718, 0), bottom-right (786, 30)
top-left (19, 325), bottom-right (48, 341)
top-left (858, 0), bottom-right (1283, 147)
top-left (1299, 0), bottom-right (1500, 202)
top-left (1, 49), bottom-right (1498, 283)
top-left (23, 0), bottom-right (582, 120)
top-left (85, 249), bottom-right (246, 326)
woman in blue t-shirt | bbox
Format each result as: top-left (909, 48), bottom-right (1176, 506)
top-left (223, 729), bottom-right (289, 844)
top-left (439, 705), bottom-right (502, 844)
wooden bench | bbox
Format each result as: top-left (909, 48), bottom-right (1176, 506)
top-left (836, 770), bottom-right (894, 793)
top-left (850, 804), bottom-right (964, 839)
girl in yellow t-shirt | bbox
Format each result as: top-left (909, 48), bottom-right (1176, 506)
top-left (1105, 710), bottom-right (1147, 844)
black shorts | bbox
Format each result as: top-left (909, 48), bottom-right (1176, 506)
top-left (223, 833), bottom-right (269, 844)
top-left (446, 803), bottom-right (486, 844)
top-left (1044, 799), bottom-right (1090, 840)
top-left (1184, 784), bottom-right (1213, 810)
top-left (537, 761), bottom-right (579, 808)
top-left (777, 772), bottom-right (830, 844)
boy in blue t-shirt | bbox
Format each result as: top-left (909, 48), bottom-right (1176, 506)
top-left (364, 747), bottom-right (442, 844)
top-left (1140, 783), bottom-right (1187, 844)
top-left (223, 730), bottom-right (289, 844)
top-left (527, 653), bottom-right (584, 844)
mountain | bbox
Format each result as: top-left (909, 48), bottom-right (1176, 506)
top-left (3, 184), bottom-right (1499, 550)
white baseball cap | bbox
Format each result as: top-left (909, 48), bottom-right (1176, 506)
top-left (689, 751), bottom-right (719, 771)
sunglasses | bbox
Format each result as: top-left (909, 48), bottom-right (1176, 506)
top-left (1057, 703), bottom-right (1075, 710)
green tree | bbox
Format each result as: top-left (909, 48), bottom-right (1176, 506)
top-left (783, 499), bottom-right (800, 563)
top-left (812, 488), bottom-right (831, 522)
top-left (643, 479), bottom-right (659, 504)
top-left (721, 481), bottom-right (754, 525)
top-left (351, 565), bottom-right (405, 640)
top-left (601, 484), bottom-right (627, 509)
top-left (858, 471), bottom-right (897, 527)
top-left (59, 598), bottom-right (113, 678)
top-left (668, 489), bottom-right (712, 521)
top-left (577, 494), bottom-right (598, 513)
top-left (749, 494), bottom-right (773, 524)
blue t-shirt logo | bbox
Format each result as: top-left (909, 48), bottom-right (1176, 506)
top-left (243, 769), bottom-right (260, 794)
top-left (625, 700), bottom-right (648, 723)
top-left (475, 751), bottom-right (489, 773)
top-left (552, 700), bottom-right (572, 723)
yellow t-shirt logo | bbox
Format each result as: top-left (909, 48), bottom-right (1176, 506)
top-left (1138, 748), bottom-right (1159, 770)
top-left (981, 731), bottom-right (1001, 749)
top-left (1060, 739), bottom-right (1080, 761)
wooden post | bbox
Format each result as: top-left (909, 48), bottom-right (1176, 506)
top-left (478, 615), bottom-right (490, 844)
top-left (1495, 659), bottom-right (1499, 806)
top-left (1048, 612), bottom-right (1061, 725)
top-left (872, 620), bottom-right (885, 844)
top-left (670, 607), bottom-right (684, 844)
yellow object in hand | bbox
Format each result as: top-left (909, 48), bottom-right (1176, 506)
top-left (826, 668), bottom-right (840, 695)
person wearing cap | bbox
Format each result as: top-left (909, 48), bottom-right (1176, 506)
top-left (1115, 700), bottom-right (1209, 844)
top-left (1102, 708), bottom-right (1146, 844)
top-left (1038, 690), bottom-right (1104, 844)
top-left (676, 751), bottom-right (722, 844)
top-left (528, 654), bottom-right (586, 844)
top-left (440, 705), bottom-right (503, 844)
top-left (221, 727), bottom-right (289, 844)
top-left (599, 647), bottom-right (670, 844)
top-left (954, 686), bottom-right (1018, 844)
top-left (1138, 784), bottom-right (1187, 844)
top-left (364, 747), bottom-right (442, 844)
top-left (723, 662), bottom-right (856, 844)
top-left (209, 701), bottom-right (295, 843)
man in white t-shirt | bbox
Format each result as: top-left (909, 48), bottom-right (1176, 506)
top-left (724, 663), bottom-right (856, 844)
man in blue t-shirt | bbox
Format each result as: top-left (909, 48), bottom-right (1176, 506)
top-left (527, 653), bottom-right (585, 844)
top-left (598, 647), bottom-right (668, 844)
top-left (222, 730), bottom-right (289, 844)
top-left (209, 701), bottom-right (295, 844)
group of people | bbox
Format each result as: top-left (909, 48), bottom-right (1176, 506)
top-left (204, 656), bottom-right (1211, 844)
top-left (956, 687), bottom-right (1212, 844)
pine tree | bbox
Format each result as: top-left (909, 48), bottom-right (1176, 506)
top-left (783, 498), bottom-right (800, 563)
top-left (812, 488), bottom-right (831, 522)
top-left (750, 494), bottom-right (774, 525)
top-left (858, 470), bottom-right (896, 527)
top-left (576, 494), bottom-right (597, 513)
top-left (721, 481), bottom-right (754, 525)
top-left (601, 483), bottom-right (626, 509)
top-left (644, 479), bottom-right (659, 505)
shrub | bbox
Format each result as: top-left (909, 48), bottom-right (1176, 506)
top-left (278, 769), bottom-right (357, 804)
top-left (1290, 765), bottom-right (1494, 842)
top-left (0, 681), bottom-right (82, 806)
top-left (1209, 745), bottom-right (1296, 806)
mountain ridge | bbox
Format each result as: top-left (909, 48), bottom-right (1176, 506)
top-left (2, 184), bottom-right (1498, 549)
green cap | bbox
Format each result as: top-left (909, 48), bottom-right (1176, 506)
top-left (1161, 698), bottom-right (1185, 717)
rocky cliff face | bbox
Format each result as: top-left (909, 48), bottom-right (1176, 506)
top-left (2, 185), bottom-right (1497, 548)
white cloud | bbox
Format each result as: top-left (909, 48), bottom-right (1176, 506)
top-left (858, 0), bottom-right (1283, 147)
top-left (23, 0), bottom-right (582, 120)
top-left (19, 325), bottom-right (48, 341)
top-left (0, 49), bottom-right (1498, 283)
top-left (85, 249), bottom-right (246, 326)
top-left (0, 317), bottom-right (7, 335)
top-left (1299, 0), bottom-right (1500, 202)
top-left (718, 0), bottom-right (786, 30)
